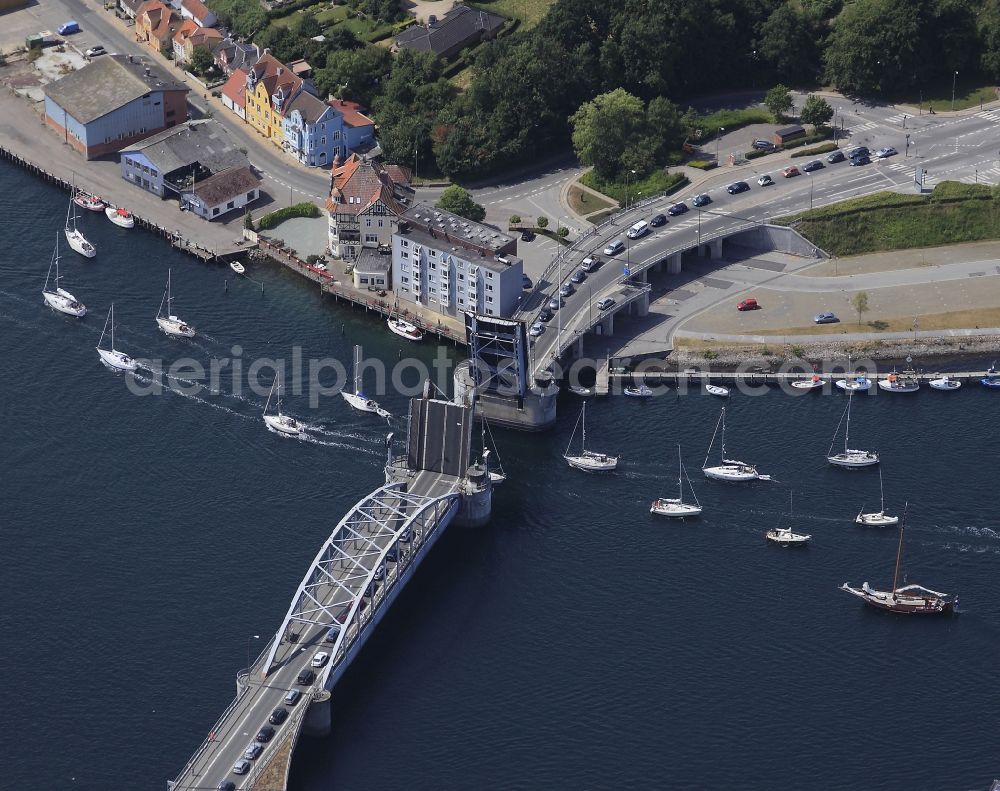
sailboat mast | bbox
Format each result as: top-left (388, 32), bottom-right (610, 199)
top-left (109, 303), bottom-right (115, 349)
top-left (891, 506), bottom-right (907, 593)
top-left (353, 345), bottom-right (362, 393)
top-left (677, 444), bottom-right (683, 496)
top-left (879, 468), bottom-right (885, 512)
top-left (844, 391), bottom-right (852, 451)
top-left (703, 409), bottom-right (724, 469)
top-left (581, 402), bottom-right (587, 452)
top-left (166, 269), bottom-right (172, 312)
top-left (720, 407), bottom-right (727, 461)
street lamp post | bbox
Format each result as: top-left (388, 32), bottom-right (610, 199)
top-left (715, 127), bottom-right (725, 164)
top-left (247, 634), bottom-right (261, 685)
top-left (952, 71), bottom-right (958, 112)
top-left (809, 172), bottom-right (814, 210)
top-left (624, 169), bottom-right (636, 211)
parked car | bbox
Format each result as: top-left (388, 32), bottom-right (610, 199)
top-left (726, 181), bottom-right (750, 194)
top-left (756, 174), bottom-right (774, 187)
top-left (84, 45), bottom-right (106, 58)
top-left (243, 742), bottom-right (263, 761)
top-left (737, 298), bottom-right (760, 311)
top-left (783, 166), bottom-right (801, 178)
top-left (848, 146), bottom-right (870, 159)
top-left (296, 669), bottom-right (315, 685)
top-left (256, 725), bottom-right (276, 743)
top-left (752, 139), bottom-right (774, 150)
top-left (570, 269), bottom-right (586, 284)
top-left (875, 146), bottom-right (898, 159)
top-left (581, 255), bottom-right (600, 272)
top-left (559, 283), bottom-right (574, 297)
top-left (802, 160), bottom-right (824, 172)
top-left (814, 312), bottom-right (839, 324)
top-left (311, 651), bottom-right (329, 668)
top-left (538, 307), bottom-right (553, 322)
top-left (520, 229), bottom-right (535, 242)
top-left (57, 20), bottom-right (80, 35)
top-left (233, 759), bottom-right (252, 776)
top-left (529, 322), bottom-right (544, 337)
top-left (827, 150), bottom-right (846, 163)
top-left (597, 297), bottom-right (615, 311)
top-left (603, 240), bottom-right (624, 256)
top-left (667, 202), bottom-right (688, 216)
top-left (850, 155), bottom-right (871, 166)
top-left (268, 707), bottom-right (288, 725)
top-left (285, 689), bottom-right (302, 706)
top-left (692, 193), bottom-right (712, 207)
top-left (521, 274), bottom-right (533, 289)
top-left (548, 297), bottom-right (561, 311)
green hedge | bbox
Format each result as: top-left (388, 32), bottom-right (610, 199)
top-left (688, 160), bottom-right (718, 170)
top-left (783, 130), bottom-right (832, 150)
top-left (745, 148), bottom-right (773, 160)
top-left (267, 0), bottom-right (319, 20)
top-left (580, 170), bottom-right (688, 204)
top-left (256, 202), bottom-right (321, 231)
top-left (790, 142), bottom-right (839, 158)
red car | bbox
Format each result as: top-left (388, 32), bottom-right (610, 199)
top-left (737, 298), bottom-right (760, 311)
top-left (783, 166), bottom-right (800, 178)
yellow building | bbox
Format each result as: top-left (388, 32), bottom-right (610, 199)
top-left (244, 53), bottom-right (304, 148)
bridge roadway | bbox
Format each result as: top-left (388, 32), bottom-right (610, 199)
top-left (523, 105), bottom-right (1000, 376)
top-left (169, 468), bottom-right (463, 791)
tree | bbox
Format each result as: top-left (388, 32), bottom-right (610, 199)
top-left (293, 13), bottom-right (322, 40)
top-left (436, 186), bottom-right (486, 222)
top-left (852, 291), bottom-right (869, 325)
top-left (645, 96), bottom-right (683, 163)
top-left (800, 95), bottom-right (834, 128)
top-left (243, 210), bottom-right (254, 231)
top-left (509, 214), bottom-right (521, 225)
top-left (536, 216), bottom-right (548, 229)
top-left (189, 45), bottom-right (215, 77)
top-left (765, 84), bottom-right (793, 121)
top-left (758, 5), bottom-right (822, 85)
top-left (570, 88), bottom-right (648, 180)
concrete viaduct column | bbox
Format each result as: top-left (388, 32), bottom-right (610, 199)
top-left (709, 238), bottom-right (723, 258)
top-left (666, 252), bottom-right (682, 274)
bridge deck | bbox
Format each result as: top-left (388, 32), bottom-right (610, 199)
top-left (170, 469), bottom-right (462, 791)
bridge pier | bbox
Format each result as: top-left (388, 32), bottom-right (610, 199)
top-left (303, 689), bottom-right (332, 737)
top-left (709, 238), bottom-right (723, 258)
top-left (666, 252), bottom-right (682, 274)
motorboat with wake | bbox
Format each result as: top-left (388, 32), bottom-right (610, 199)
top-left (702, 407), bottom-right (772, 482)
top-left (105, 205), bottom-right (135, 228)
top-left (96, 303), bottom-right (137, 371)
top-left (650, 444), bottom-right (702, 517)
top-left (155, 269), bottom-right (195, 338)
top-left (568, 384), bottom-right (593, 397)
top-left (263, 376), bottom-right (305, 437)
top-left (765, 492), bottom-right (811, 545)
top-left (342, 344), bottom-right (391, 418)
top-left (65, 187), bottom-right (96, 258)
top-left (827, 391), bottom-right (879, 468)
top-left (856, 467), bottom-right (899, 526)
top-left (564, 402), bottom-right (618, 471)
top-left (42, 233), bottom-right (86, 318)
top-left (928, 375), bottom-right (961, 391)
top-left (841, 507), bottom-right (956, 615)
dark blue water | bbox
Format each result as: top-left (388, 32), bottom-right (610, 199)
top-left (2, 158), bottom-right (998, 791)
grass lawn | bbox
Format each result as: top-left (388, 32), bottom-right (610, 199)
top-left (315, 5), bottom-right (349, 25)
top-left (568, 184), bottom-right (616, 215)
top-left (689, 108), bottom-right (772, 142)
top-left (467, 0), bottom-right (555, 29)
top-left (752, 306), bottom-right (1000, 336)
top-left (886, 79), bottom-right (997, 112)
top-left (780, 181), bottom-right (1000, 256)
top-left (579, 169), bottom-right (688, 205)
top-left (449, 65), bottom-right (474, 91)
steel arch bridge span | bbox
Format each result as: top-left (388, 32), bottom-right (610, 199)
top-left (262, 481), bottom-right (461, 679)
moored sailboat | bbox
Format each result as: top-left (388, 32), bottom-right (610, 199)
top-left (42, 233), bottom-right (86, 318)
top-left (702, 407), bottom-right (772, 482)
top-left (65, 187), bottom-right (96, 258)
top-left (841, 507), bottom-right (956, 615)
top-left (651, 444), bottom-right (702, 517)
top-left (827, 391), bottom-right (879, 468)
top-left (387, 306), bottom-right (423, 341)
top-left (564, 402), bottom-right (618, 471)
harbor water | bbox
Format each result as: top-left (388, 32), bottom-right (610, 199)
top-left (1, 158), bottom-right (998, 791)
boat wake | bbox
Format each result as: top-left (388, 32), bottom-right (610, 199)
top-left (130, 372), bottom-right (255, 421)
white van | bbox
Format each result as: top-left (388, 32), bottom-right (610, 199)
top-left (626, 220), bottom-right (649, 239)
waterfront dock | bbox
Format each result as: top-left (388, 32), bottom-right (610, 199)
top-left (609, 368), bottom-right (996, 388)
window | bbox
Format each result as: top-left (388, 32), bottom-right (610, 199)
top-left (458, 273), bottom-right (465, 281)
top-left (401, 252), bottom-right (409, 259)
top-left (487, 296), bottom-right (494, 303)
top-left (401, 276), bottom-right (409, 284)
top-left (212, 207), bottom-right (219, 216)
top-left (378, 219), bottom-right (383, 228)
top-left (321, 137), bottom-right (326, 145)
top-left (227, 201), bottom-right (235, 210)
top-left (365, 219), bottom-right (372, 227)
top-left (247, 190), bottom-right (255, 200)
top-left (401, 287), bottom-right (409, 294)
top-left (429, 287), bottom-right (437, 294)
top-left (401, 240), bottom-right (409, 248)
top-left (430, 262), bottom-right (436, 270)
top-left (487, 272), bottom-right (494, 278)
top-left (486, 284), bottom-right (493, 291)
top-left (360, 277), bottom-right (369, 284)
top-left (458, 298), bottom-right (465, 305)
top-left (150, 169), bottom-right (158, 178)
top-left (430, 250), bottom-right (437, 258)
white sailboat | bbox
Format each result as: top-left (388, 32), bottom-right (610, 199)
top-left (826, 391), bottom-right (879, 468)
top-left (387, 306), bottom-right (423, 341)
top-left (651, 444), bottom-right (702, 517)
top-left (155, 269), bottom-right (195, 338)
top-left (42, 233), bottom-right (86, 318)
top-left (342, 344), bottom-right (391, 418)
top-left (96, 303), bottom-right (137, 371)
top-left (105, 205), bottom-right (135, 229)
top-left (481, 418), bottom-right (506, 484)
top-left (765, 492), bottom-right (811, 545)
top-left (263, 375), bottom-right (305, 437)
top-left (65, 187), bottom-right (96, 258)
top-left (856, 467), bottom-right (899, 526)
top-left (702, 407), bottom-right (772, 482)
top-left (564, 402), bottom-right (618, 471)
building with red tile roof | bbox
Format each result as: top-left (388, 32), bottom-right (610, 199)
top-left (135, 0), bottom-right (182, 54)
top-left (220, 68), bottom-right (248, 120)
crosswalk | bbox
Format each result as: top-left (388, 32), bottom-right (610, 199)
top-left (975, 110), bottom-right (1000, 123)
top-left (883, 113), bottom-right (908, 125)
top-left (851, 120), bottom-right (878, 133)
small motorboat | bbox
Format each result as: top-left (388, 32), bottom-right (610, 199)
top-left (623, 384), bottom-right (653, 398)
top-left (929, 375), bottom-right (961, 391)
top-left (230, 261), bottom-right (246, 275)
top-left (981, 363), bottom-right (1000, 389)
top-left (73, 191), bottom-right (105, 212)
top-left (567, 385), bottom-right (593, 397)
top-left (877, 369), bottom-right (920, 393)
top-left (705, 384), bottom-right (729, 398)
top-left (765, 526), bottom-right (811, 545)
top-left (387, 315), bottom-right (424, 341)
top-left (105, 206), bottom-right (135, 228)
top-left (835, 375), bottom-right (872, 392)
top-left (791, 374), bottom-right (824, 391)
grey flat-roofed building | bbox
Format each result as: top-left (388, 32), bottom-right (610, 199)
top-left (392, 205), bottom-right (522, 319)
top-left (353, 247), bottom-right (392, 290)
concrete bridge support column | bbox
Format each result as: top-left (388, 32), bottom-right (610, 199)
top-left (666, 252), bottom-right (682, 275)
top-left (697, 244), bottom-right (709, 257)
top-left (576, 336), bottom-right (584, 358)
top-left (709, 238), bottom-right (723, 259)
top-left (635, 290), bottom-right (649, 317)
top-left (303, 689), bottom-right (332, 737)
top-left (603, 312), bottom-right (614, 336)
